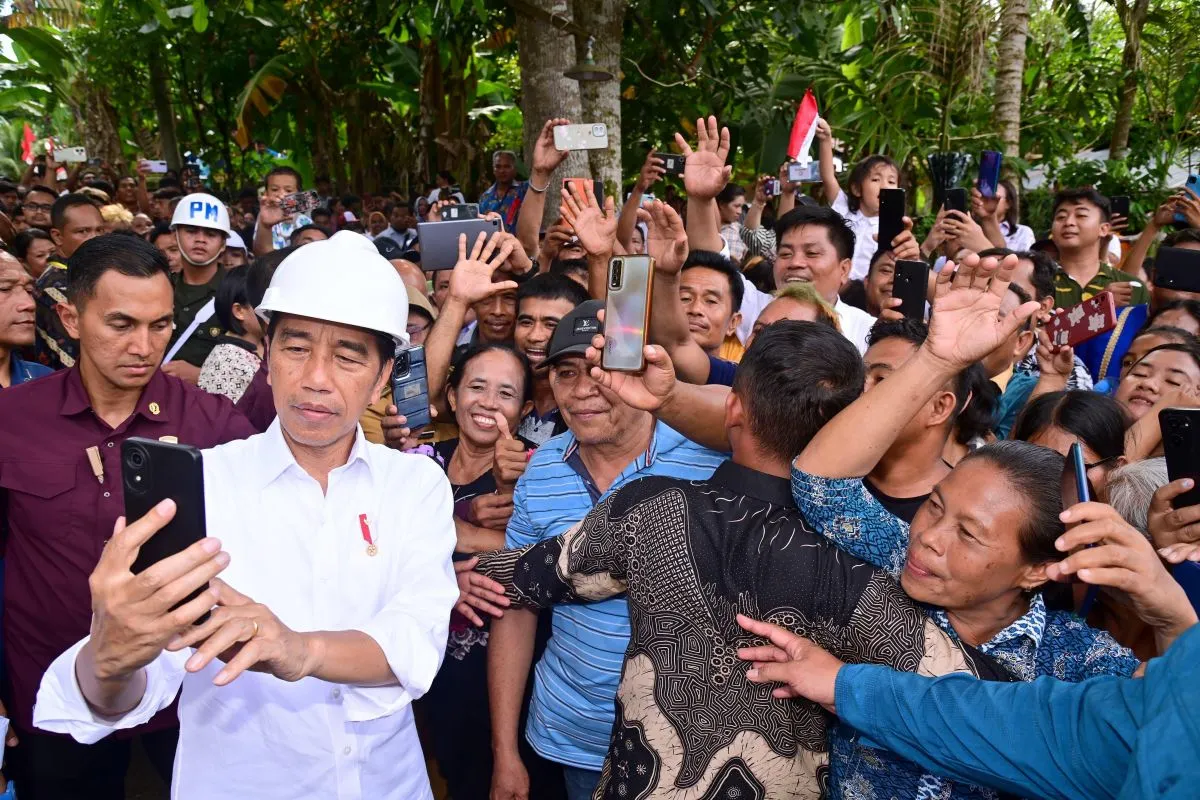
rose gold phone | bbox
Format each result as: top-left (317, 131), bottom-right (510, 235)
top-left (602, 255), bottom-right (654, 371)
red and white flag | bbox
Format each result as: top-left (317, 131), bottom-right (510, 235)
top-left (787, 89), bottom-right (820, 165)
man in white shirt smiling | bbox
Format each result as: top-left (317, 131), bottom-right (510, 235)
top-left (34, 231), bottom-right (459, 799)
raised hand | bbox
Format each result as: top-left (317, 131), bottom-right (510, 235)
top-left (1148, 478), bottom-right (1200, 550)
top-left (675, 115), bottom-right (732, 201)
top-left (449, 232), bottom-right (519, 306)
top-left (736, 615), bottom-right (843, 712)
top-left (584, 318), bottom-right (677, 412)
top-left (428, 199), bottom-right (456, 222)
top-left (970, 187), bottom-right (1000, 220)
top-left (492, 413), bottom-right (528, 493)
top-left (258, 197), bottom-right (285, 227)
top-left (538, 219), bottom-right (574, 264)
top-left (637, 150), bottom-right (666, 193)
top-left (923, 252), bottom-right (1040, 372)
top-left (532, 117), bottom-right (572, 178)
top-left (1034, 323), bottom-right (1075, 380)
top-left (470, 492), bottom-right (515, 531)
top-left (638, 200), bottom-right (688, 276)
top-left (814, 117), bottom-right (832, 145)
top-left (560, 184), bottom-right (617, 257)
top-left (1175, 192), bottom-right (1200, 229)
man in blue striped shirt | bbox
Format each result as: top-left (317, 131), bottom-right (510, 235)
top-left (488, 301), bottom-right (726, 800)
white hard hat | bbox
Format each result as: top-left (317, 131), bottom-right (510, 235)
top-left (227, 231), bottom-right (246, 251)
top-left (171, 192), bottom-right (231, 235)
top-left (258, 230), bottom-right (409, 346)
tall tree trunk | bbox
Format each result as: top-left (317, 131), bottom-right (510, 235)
top-left (148, 55), bottom-right (182, 171)
top-left (1110, 0), bottom-right (1151, 160)
top-left (573, 0), bottom-right (624, 202)
top-left (993, 0), bottom-right (1029, 160)
top-left (516, 0), bottom-right (586, 226)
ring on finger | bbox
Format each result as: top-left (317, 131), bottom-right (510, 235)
top-left (250, 620), bottom-right (260, 639)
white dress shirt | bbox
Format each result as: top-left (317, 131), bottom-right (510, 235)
top-left (34, 420), bottom-right (458, 800)
top-left (737, 275), bottom-right (876, 354)
top-left (832, 190), bottom-right (880, 282)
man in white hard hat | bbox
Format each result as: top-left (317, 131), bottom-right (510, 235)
top-left (34, 231), bottom-right (461, 799)
top-left (162, 192), bottom-right (230, 382)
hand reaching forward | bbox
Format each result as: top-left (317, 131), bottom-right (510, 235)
top-left (532, 117), bottom-right (572, 178)
top-left (675, 115), bottom-right (732, 201)
top-left (923, 252), bottom-right (1040, 372)
top-left (736, 615), bottom-right (843, 713)
top-left (560, 184), bottom-right (616, 257)
top-left (449, 231), bottom-right (518, 306)
top-left (638, 200), bottom-right (688, 276)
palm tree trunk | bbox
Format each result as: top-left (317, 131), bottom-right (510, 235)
top-left (516, 0), bottom-right (587, 226)
top-left (1110, 0), bottom-right (1151, 160)
top-left (148, 55), bottom-right (182, 171)
top-left (993, 0), bottom-right (1030, 159)
top-left (573, 0), bottom-right (624, 201)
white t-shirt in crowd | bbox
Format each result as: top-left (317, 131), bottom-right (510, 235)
top-left (1001, 221), bottom-right (1036, 253)
top-left (737, 275), bottom-right (875, 354)
top-left (832, 190), bottom-right (879, 282)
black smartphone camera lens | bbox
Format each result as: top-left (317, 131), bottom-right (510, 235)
top-left (610, 260), bottom-right (623, 290)
top-left (125, 447), bottom-right (146, 471)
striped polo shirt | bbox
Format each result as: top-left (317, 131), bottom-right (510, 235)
top-left (506, 421), bottom-right (726, 769)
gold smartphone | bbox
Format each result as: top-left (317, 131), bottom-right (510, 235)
top-left (602, 255), bottom-right (655, 371)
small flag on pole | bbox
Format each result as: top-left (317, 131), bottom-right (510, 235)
top-left (20, 123), bottom-right (35, 164)
top-left (787, 89), bottom-right (820, 166)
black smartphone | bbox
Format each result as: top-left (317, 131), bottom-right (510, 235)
top-left (763, 178), bottom-right (781, 198)
top-left (123, 437), bottom-right (210, 614)
top-left (416, 217), bottom-right (503, 271)
top-left (392, 346), bottom-right (431, 430)
top-left (442, 203), bottom-right (479, 221)
top-left (1153, 246), bottom-right (1200, 295)
top-left (659, 153), bottom-right (685, 176)
top-left (34, 155), bottom-right (45, 178)
top-left (1110, 195), bottom-right (1131, 219)
top-left (1161, 408), bottom-right (1200, 508)
top-left (945, 188), bottom-right (969, 214)
top-left (893, 260), bottom-right (929, 320)
top-left (877, 188), bottom-right (906, 254)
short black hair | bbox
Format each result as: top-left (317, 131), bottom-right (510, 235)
top-left (25, 184), bottom-right (57, 202)
top-left (775, 205), bottom-right (855, 262)
top-left (447, 343), bottom-right (534, 405)
top-left (1164, 228), bottom-right (1200, 248)
top-left (266, 313), bottom-right (394, 374)
top-left (550, 257), bottom-right (589, 282)
top-left (1013, 249), bottom-right (1058, 301)
top-left (51, 193), bottom-right (100, 231)
top-left (289, 224), bottom-right (331, 246)
top-left (1149, 299), bottom-right (1200, 330)
top-left (517, 272), bottom-right (589, 310)
top-left (67, 233), bottom-right (171, 304)
top-left (846, 155), bottom-right (899, 213)
top-left (150, 221), bottom-right (174, 244)
top-left (237, 187), bottom-right (259, 201)
top-left (214, 266), bottom-right (252, 335)
top-left (341, 194), bottom-right (361, 208)
top-left (867, 318), bottom-right (976, 420)
top-left (264, 166), bottom-right (302, 188)
top-left (152, 187), bottom-right (182, 201)
top-left (1052, 187), bottom-right (1111, 221)
top-left (732, 320), bottom-right (864, 462)
top-left (1011, 390), bottom-right (1128, 464)
top-left (681, 250), bottom-right (744, 313)
top-left (86, 179), bottom-right (115, 198)
top-left (960, 441), bottom-right (1067, 567)
top-left (13, 228), bottom-right (52, 259)
top-left (0, 180), bottom-right (17, 196)
top-left (311, 206), bottom-right (332, 220)
top-left (716, 184), bottom-right (745, 206)
top-left (952, 363), bottom-right (996, 444)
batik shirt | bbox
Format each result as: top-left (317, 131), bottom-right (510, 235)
top-left (33, 260), bottom-right (75, 370)
top-left (477, 462), bottom-right (1006, 799)
top-left (791, 467), bottom-right (1140, 800)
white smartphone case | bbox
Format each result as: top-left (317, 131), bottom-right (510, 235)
top-left (553, 123), bottom-right (609, 151)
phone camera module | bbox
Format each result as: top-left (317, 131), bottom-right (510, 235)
top-left (592, 124), bottom-right (606, 137)
top-left (610, 260), bottom-right (624, 290)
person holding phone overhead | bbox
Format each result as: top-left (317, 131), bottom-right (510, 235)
top-left (0, 236), bottom-right (258, 799)
top-left (33, 231), bottom-right (463, 800)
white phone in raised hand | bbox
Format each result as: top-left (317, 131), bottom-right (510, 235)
top-left (553, 123), bottom-right (609, 151)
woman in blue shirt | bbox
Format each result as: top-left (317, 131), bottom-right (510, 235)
top-left (780, 253), bottom-right (1194, 800)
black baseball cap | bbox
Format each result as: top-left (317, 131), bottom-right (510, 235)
top-left (546, 299), bottom-right (603, 364)
top-left (374, 237), bottom-right (403, 260)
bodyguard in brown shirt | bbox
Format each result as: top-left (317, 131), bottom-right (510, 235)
top-left (0, 235), bottom-right (255, 799)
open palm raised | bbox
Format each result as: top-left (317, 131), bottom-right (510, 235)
top-left (675, 115), bottom-right (732, 201)
top-left (924, 253), bottom-right (1040, 371)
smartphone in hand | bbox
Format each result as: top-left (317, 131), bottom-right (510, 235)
top-left (1045, 292), bottom-right (1118, 349)
top-left (553, 123), bottom-right (609, 151)
top-left (391, 346), bottom-right (431, 430)
top-left (1110, 195), bottom-right (1130, 220)
top-left (1061, 441), bottom-right (1091, 519)
top-left (660, 154), bottom-right (686, 176)
top-left (442, 203), bottom-right (479, 221)
top-left (123, 438), bottom-right (210, 616)
top-left (893, 260), bottom-right (929, 321)
top-left (877, 188), bottom-right (906, 254)
top-left (977, 151), bottom-right (1002, 199)
top-left (945, 188), bottom-right (969, 214)
top-left (416, 217), bottom-right (503, 270)
top-left (1175, 175), bottom-right (1199, 224)
top-left (1161, 409), bottom-right (1200, 509)
top-left (602, 255), bottom-right (654, 371)
top-left (1154, 246), bottom-right (1200, 295)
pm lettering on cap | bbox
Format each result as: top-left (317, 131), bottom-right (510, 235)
top-left (573, 318), bottom-right (600, 335)
top-left (189, 200), bottom-right (220, 221)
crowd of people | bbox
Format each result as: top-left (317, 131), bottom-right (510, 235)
top-left (0, 109), bottom-right (1198, 800)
